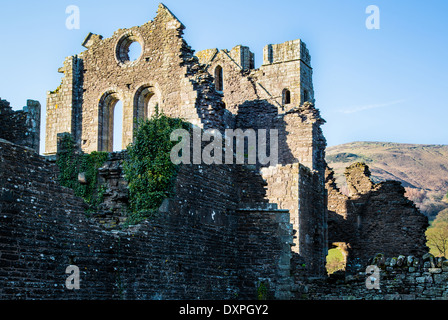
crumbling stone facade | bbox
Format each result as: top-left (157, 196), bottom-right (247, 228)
top-left (326, 162), bottom-right (429, 272)
top-left (0, 98), bottom-right (40, 153)
top-left (0, 3), bottom-right (434, 300)
top-left (306, 253), bottom-right (448, 300)
top-left (0, 138), bottom-right (294, 299)
top-left (45, 4), bottom-right (328, 276)
top-left (46, 4), bottom-right (223, 155)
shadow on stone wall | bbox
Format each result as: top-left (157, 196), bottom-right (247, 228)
top-left (326, 162), bottom-right (429, 274)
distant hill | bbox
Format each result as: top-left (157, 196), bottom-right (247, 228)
top-left (326, 141), bottom-right (448, 220)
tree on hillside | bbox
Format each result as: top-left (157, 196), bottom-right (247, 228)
top-left (426, 219), bottom-right (448, 258)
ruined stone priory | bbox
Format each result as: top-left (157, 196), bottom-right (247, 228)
top-left (0, 4), bottom-right (442, 300)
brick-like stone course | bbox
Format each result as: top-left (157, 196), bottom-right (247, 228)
top-left (0, 139), bottom-right (294, 299)
top-left (0, 98), bottom-right (40, 153)
top-left (0, 3), bottom-right (434, 301)
top-left (326, 163), bottom-right (429, 271)
top-left (306, 253), bottom-right (448, 300)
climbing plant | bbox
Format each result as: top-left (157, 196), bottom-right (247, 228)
top-left (56, 134), bottom-right (109, 213)
top-left (123, 111), bottom-right (190, 225)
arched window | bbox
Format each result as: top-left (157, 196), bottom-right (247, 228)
top-left (282, 89), bottom-right (291, 105)
top-left (98, 91), bottom-right (122, 152)
top-left (134, 86), bottom-right (158, 120)
top-left (133, 85), bottom-right (161, 136)
top-left (215, 65), bottom-right (223, 91)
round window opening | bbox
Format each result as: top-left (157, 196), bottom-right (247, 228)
top-left (128, 41), bottom-right (142, 61)
top-left (116, 34), bottom-right (143, 64)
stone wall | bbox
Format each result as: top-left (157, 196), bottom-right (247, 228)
top-left (0, 139), bottom-right (294, 300)
top-left (326, 163), bottom-right (429, 271)
top-left (261, 164), bottom-right (327, 276)
top-left (196, 39), bottom-right (313, 114)
top-left (0, 98), bottom-right (40, 153)
top-left (306, 253), bottom-right (448, 300)
top-left (45, 56), bottom-right (83, 155)
top-left (45, 4), bottom-right (225, 155)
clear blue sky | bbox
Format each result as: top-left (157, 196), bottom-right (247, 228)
top-left (1, 0), bottom-right (447, 154)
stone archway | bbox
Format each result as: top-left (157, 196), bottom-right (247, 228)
top-left (133, 85), bottom-right (161, 132)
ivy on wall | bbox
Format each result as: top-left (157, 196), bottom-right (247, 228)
top-left (123, 112), bottom-right (190, 225)
top-left (56, 112), bottom-right (190, 225)
top-left (56, 134), bottom-right (108, 214)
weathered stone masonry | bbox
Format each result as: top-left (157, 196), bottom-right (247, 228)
top-left (44, 3), bottom-right (329, 277)
top-left (306, 253), bottom-right (448, 300)
top-left (326, 163), bottom-right (429, 272)
top-left (0, 3), bottom-right (438, 300)
top-left (45, 4), bottom-right (224, 155)
top-left (0, 139), bottom-right (294, 299)
top-left (0, 98), bottom-right (40, 153)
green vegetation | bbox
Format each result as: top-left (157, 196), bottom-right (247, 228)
top-left (257, 281), bottom-right (268, 300)
top-left (56, 134), bottom-right (108, 213)
top-left (426, 208), bottom-right (448, 258)
top-left (56, 112), bottom-right (190, 226)
top-left (326, 247), bottom-right (345, 274)
top-left (123, 112), bottom-right (190, 225)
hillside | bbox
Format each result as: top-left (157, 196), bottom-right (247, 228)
top-left (326, 141), bottom-right (448, 220)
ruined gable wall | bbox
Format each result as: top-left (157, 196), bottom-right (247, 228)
top-left (46, 4), bottom-right (225, 155)
top-left (196, 46), bottom-right (258, 115)
top-left (79, 6), bottom-right (210, 152)
top-left (46, 56), bottom-right (82, 155)
top-left (326, 163), bottom-right (429, 271)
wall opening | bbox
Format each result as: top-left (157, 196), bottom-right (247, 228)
top-left (282, 89), bottom-right (291, 105)
top-left (116, 33), bottom-right (143, 65)
top-left (215, 65), bottom-right (223, 91)
top-left (133, 86), bottom-right (160, 133)
top-left (113, 100), bottom-right (123, 152)
top-left (98, 91), bottom-right (121, 152)
top-left (128, 42), bottom-right (142, 62)
top-left (326, 242), bottom-right (348, 275)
